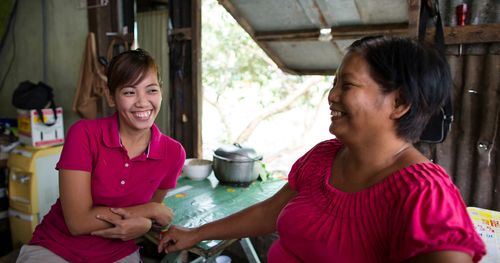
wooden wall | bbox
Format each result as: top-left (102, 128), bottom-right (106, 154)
top-left (415, 0), bottom-right (500, 210)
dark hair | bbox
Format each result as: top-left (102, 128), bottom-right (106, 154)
top-left (107, 48), bottom-right (159, 95)
top-left (348, 36), bottom-right (452, 142)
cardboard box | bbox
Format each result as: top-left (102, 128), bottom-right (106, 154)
top-left (17, 107), bottom-right (64, 148)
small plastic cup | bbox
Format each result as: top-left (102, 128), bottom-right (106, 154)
top-left (215, 255), bottom-right (232, 263)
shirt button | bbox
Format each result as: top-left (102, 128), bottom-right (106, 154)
top-left (124, 163), bottom-right (129, 167)
top-left (120, 180), bottom-right (125, 185)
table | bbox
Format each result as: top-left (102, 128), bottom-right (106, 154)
top-left (145, 174), bottom-right (287, 262)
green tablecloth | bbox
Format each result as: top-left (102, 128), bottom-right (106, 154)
top-left (150, 174), bottom-right (287, 253)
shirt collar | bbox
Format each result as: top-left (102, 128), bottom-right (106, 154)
top-left (102, 112), bottom-right (165, 160)
top-left (103, 112), bottom-right (121, 148)
top-left (148, 123), bottom-right (165, 160)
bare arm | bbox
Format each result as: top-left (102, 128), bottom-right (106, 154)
top-left (407, 251), bottom-right (473, 263)
top-left (158, 183), bottom-right (296, 252)
top-left (59, 169), bottom-right (171, 236)
top-left (197, 183), bottom-right (295, 239)
top-left (151, 189), bottom-right (168, 203)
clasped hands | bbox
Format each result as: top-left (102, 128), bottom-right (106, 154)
top-left (91, 203), bottom-right (173, 241)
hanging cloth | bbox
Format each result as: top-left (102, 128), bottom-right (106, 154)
top-left (72, 32), bottom-right (111, 119)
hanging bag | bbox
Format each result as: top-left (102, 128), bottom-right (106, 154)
top-left (418, 0), bottom-right (454, 143)
top-left (12, 81), bottom-right (58, 126)
top-left (106, 36), bottom-right (130, 62)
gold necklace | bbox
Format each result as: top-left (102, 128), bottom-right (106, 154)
top-left (393, 142), bottom-right (411, 158)
top-left (338, 142), bottom-right (411, 187)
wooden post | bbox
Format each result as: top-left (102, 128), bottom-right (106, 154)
top-left (169, 0), bottom-right (202, 158)
top-left (86, 0), bottom-right (116, 57)
top-left (407, 0), bottom-right (421, 40)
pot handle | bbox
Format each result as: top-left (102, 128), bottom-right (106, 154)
top-left (254, 156), bottom-right (263, 161)
top-left (214, 154), bottom-right (263, 162)
top-left (213, 154), bottom-right (234, 162)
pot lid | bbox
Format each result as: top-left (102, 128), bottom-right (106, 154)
top-left (214, 143), bottom-right (263, 161)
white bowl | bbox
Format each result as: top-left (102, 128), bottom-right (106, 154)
top-left (183, 158), bottom-right (213, 181)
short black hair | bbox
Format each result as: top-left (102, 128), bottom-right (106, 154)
top-left (107, 48), bottom-right (159, 95)
top-left (348, 36), bottom-right (452, 142)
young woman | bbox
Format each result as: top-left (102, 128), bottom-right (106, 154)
top-left (158, 37), bottom-right (485, 263)
top-left (17, 49), bottom-right (186, 263)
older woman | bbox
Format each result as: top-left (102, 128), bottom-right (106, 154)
top-left (158, 37), bottom-right (485, 263)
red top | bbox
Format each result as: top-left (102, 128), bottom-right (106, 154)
top-left (30, 113), bottom-right (185, 263)
top-left (268, 139), bottom-right (485, 263)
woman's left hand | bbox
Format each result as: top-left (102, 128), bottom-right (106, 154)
top-left (91, 208), bottom-right (152, 241)
top-left (151, 203), bottom-right (173, 227)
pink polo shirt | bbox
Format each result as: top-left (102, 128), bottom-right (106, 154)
top-left (30, 113), bottom-right (186, 263)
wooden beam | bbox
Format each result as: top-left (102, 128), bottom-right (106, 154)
top-left (255, 29), bottom-right (317, 42)
top-left (330, 23), bottom-right (408, 38)
top-left (254, 23), bottom-right (500, 45)
top-left (169, 0), bottom-right (202, 158)
top-left (407, 0), bottom-right (421, 40)
top-left (87, 0), bottom-right (122, 117)
top-left (192, 0), bottom-right (202, 158)
top-left (254, 23), bottom-right (408, 42)
top-left (87, 0), bottom-right (114, 57)
top-left (427, 24), bottom-right (500, 45)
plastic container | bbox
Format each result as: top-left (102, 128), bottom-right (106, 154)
top-left (215, 255), bottom-right (232, 263)
top-left (183, 158), bottom-right (212, 181)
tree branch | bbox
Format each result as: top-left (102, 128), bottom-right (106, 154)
top-left (205, 96), bottom-right (233, 142)
top-left (235, 78), bottom-right (323, 143)
top-left (264, 89), bottom-right (330, 163)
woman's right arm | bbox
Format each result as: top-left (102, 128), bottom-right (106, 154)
top-left (158, 183), bottom-right (296, 253)
top-left (59, 169), bottom-right (167, 236)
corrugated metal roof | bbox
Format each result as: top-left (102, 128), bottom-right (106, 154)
top-left (219, 0), bottom-right (410, 74)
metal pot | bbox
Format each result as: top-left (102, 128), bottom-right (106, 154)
top-left (213, 143), bottom-right (263, 185)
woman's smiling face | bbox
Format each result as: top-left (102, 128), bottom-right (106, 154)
top-left (328, 52), bottom-right (398, 142)
top-left (113, 69), bottom-right (162, 133)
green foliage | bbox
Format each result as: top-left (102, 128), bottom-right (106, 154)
top-left (202, 0), bottom-right (305, 103)
top-left (258, 162), bottom-right (271, 181)
top-left (202, 0), bottom-right (332, 144)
